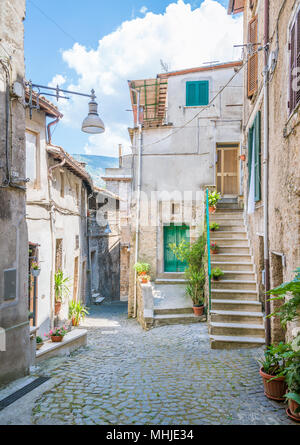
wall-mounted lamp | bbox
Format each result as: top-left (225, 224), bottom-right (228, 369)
top-left (25, 81), bottom-right (105, 135)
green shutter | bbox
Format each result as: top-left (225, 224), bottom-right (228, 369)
top-left (248, 126), bottom-right (253, 190)
top-left (254, 111), bottom-right (261, 202)
top-left (186, 81), bottom-right (209, 106)
top-left (164, 224), bottom-right (190, 272)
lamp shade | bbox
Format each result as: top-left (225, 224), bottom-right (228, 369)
top-left (82, 99), bottom-right (105, 134)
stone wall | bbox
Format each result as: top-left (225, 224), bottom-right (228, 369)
top-left (0, 0), bottom-right (30, 385)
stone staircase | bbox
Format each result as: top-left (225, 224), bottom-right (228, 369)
top-left (152, 274), bottom-right (205, 327)
top-left (209, 203), bottom-right (265, 349)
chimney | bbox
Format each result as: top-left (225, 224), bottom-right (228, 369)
top-left (119, 144), bottom-right (123, 168)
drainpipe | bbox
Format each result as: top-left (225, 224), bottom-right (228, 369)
top-left (263, 0), bottom-right (271, 346)
top-left (47, 117), bottom-right (60, 145)
top-left (131, 88), bottom-right (142, 318)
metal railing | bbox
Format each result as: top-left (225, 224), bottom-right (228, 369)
top-left (205, 188), bottom-right (212, 313)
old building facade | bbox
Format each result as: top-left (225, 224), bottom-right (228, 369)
top-left (0, 0), bottom-right (31, 384)
top-left (228, 0), bottom-right (300, 342)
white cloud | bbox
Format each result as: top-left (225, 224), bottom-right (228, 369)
top-left (140, 6), bottom-right (148, 14)
top-left (56, 0), bottom-right (243, 157)
top-left (48, 74), bottom-right (67, 88)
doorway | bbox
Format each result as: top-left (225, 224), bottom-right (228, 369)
top-left (216, 144), bottom-right (239, 196)
top-left (164, 224), bottom-right (190, 272)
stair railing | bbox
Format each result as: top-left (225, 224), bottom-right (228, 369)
top-left (206, 188), bottom-right (212, 313)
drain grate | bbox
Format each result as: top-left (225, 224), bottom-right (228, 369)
top-left (0, 376), bottom-right (50, 411)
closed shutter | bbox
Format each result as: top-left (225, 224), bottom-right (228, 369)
top-left (289, 23), bottom-right (296, 111)
top-left (248, 126), bottom-right (253, 189)
top-left (248, 17), bottom-right (258, 98)
top-left (289, 10), bottom-right (300, 112)
top-left (254, 111), bottom-right (261, 202)
top-left (297, 12), bottom-right (300, 105)
top-left (186, 81), bottom-right (209, 106)
top-left (233, 0), bottom-right (245, 14)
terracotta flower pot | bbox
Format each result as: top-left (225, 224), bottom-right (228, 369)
top-left (141, 278), bottom-right (149, 284)
top-left (211, 249), bottom-right (218, 255)
top-left (51, 336), bottom-right (63, 343)
top-left (72, 318), bottom-right (79, 327)
top-left (193, 305), bottom-right (204, 317)
top-left (288, 398), bottom-right (300, 420)
top-left (54, 302), bottom-right (62, 315)
top-left (209, 206), bottom-right (216, 214)
top-left (240, 154), bottom-right (246, 162)
top-left (259, 367), bottom-right (287, 401)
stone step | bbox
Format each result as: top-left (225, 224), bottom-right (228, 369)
top-left (210, 214), bottom-right (244, 220)
top-left (210, 238), bottom-right (249, 247)
top-left (211, 289), bottom-right (258, 301)
top-left (215, 224), bottom-right (245, 231)
top-left (210, 322), bottom-right (265, 337)
top-left (153, 313), bottom-right (205, 327)
top-left (211, 299), bottom-right (262, 312)
top-left (154, 307), bottom-right (193, 315)
top-left (210, 219), bottom-right (245, 227)
top-left (155, 278), bottom-right (187, 285)
top-left (157, 273), bottom-right (185, 280)
top-left (211, 262), bottom-right (254, 271)
top-left (216, 246), bottom-right (250, 254)
top-left (211, 253), bottom-right (252, 262)
top-left (210, 335), bottom-right (265, 349)
top-left (212, 271), bottom-right (255, 281)
top-left (212, 280), bottom-right (257, 291)
top-left (210, 310), bottom-right (264, 325)
top-left (211, 231), bottom-right (247, 239)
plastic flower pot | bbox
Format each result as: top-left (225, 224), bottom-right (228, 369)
top-left (54, 302), bottom-right (62, 315)
top-left (287, 399), bottom-right (300, 421)
top-left (31, 269), bottom-right (41, 277)
top-left (193, 305), bottom-right (204, 317)
top-left (259, 367), bottom-right (287, 401)
top-left (51, 336), bottom-right (63, 343)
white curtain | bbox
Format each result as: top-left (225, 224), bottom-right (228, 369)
top-left (247, 137), bottom-right (255, 215)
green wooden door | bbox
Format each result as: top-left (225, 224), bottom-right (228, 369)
top-left (164, 224), bottom-right (190, 272)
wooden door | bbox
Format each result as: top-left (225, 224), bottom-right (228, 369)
top-left (164, 224), bottom-right (190, 272)
top-left (216, 144), bottom-right (239, 196)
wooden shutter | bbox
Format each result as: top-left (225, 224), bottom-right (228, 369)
top-left (186, 82), bottom-right (198, 106)
top-left (186, 81), bottom-right (209, 106)
top-left (198, 81), bottom-right (209, 105)
top-left (232, 0), bottom-right (244, 14)
top-left (290, 11), bottom-right (300, 112)
top-left (248, 126), bottom-right (253, 189)
top-left (254, 111), bottom-right (261, 202)
top-left (248, 17), bottom-right (258, 98)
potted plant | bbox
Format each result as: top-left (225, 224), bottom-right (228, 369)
top-left (258, 342), bottom-right (294, 401)
top-left (186, 270), bottom-right (205, 316)
top-left (69, 300), bottom-right (89, 327)
top-left (31, 262), bottom-right (41, 277)
top-left (54, 270), bottom-right (70, 315)
top-left (134, 262), bottom-right (150, 276)
top-left (285, 334), bottom-right (300, 421)
top-left (210, 242), bottom-right (219, 255)
top-left (210, 222), bottom-right (220, 232)
top-left (208, 191), bottom-right (221, 214)
top-left (211, 267), bottom-right (224, 281)
top-left (45, 326), bottom-right (67, 343)
top-left (140, 274), bottom-right (150, 284)
top-left (36, 336), bottom-right (44, 350)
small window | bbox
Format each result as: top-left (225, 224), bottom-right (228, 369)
top-left (186, 81), bottom-right (209, 107)
top-left (26, 131), bottom-right (37, 182)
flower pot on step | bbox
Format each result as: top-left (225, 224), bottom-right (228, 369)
top-left (288, 399), bottom-right (300, 420)
top-left (54, 302), bottom-right (62, 315)
top-left (72, 318), bottom-right (79, 327)
top-left (51, 336), bottom-right (63, 343)
top-left (193, 305), bottom-right (204, 317)
top-left (259, 367), bottom-right (287, 401)
top-left (209, 206), bottom-right (216, 214)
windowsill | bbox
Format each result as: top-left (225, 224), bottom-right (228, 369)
top-left (184, 105), bottom-right (211, 109)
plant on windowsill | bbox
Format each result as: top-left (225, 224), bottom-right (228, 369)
top-left (208, 191), bottom-right (221, 214)
top-left (210, 242), bottom-right (219, 255)
top-left (45, 326), bottom-right (67, 343)
top-left (69, 300), bottom-right (89, 327)
top-left (36, 336), bottom-right (44, 350)
top-left (31, 262), bottom-right (41, 277)
top-left (210, 222), bottom-right (220, 232)
top-left (257, 342), bottom-right (294, 401)
top-left (134, 262), bottom-right (150, 276)
top-left (54, 270), bottom-right (71, 316)
top-left (211, 267), bottom-right (224, 281)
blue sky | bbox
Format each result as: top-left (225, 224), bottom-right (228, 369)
top-left (24, 0), bottom-right (241, 157)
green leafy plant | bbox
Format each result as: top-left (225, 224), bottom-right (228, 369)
top-left (36, 336), bottom-right (43, 344)
top-left (134, 262), bottom-right (150, 275)
top-left (54, 270), bottom-right (71, 303)
top-left (210, 222), bottom-right (220, 231)
top-left (69, 300), bottom-right (89, 325)
top-left (208, 191), bottom-right (221, 207)
top-left (267, 268), bottom-right (300, 328)
top-left (31, 262), bottom-right (40, 270)
top-left (284, 335), bottom-right (300, 412)
top-left (258, 342), bottom-right (294, 377)
top-left (211, 267), bottom-right (224, 280)
top-left (186, 270), bottom-right (205, 306)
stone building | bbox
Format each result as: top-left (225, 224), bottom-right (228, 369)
top-left (127, 62), bottom-right (245, 327)
top-left (0, 0), bottom-right (31, 384)
top-left (228, 0), bottom-right (300, 343)
top-left (25, 93), bottom-right (93, 337)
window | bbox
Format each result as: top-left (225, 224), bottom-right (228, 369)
top-left (247, 16), bottom-right (258, 98)
top-left (26, 131), bottom-right (37, 182)
top-left (289, 9), bottom-right (300, 113)
top-left (186, 81), bottom-right (209, 107)
top-left (248, 111), bottom-right (261, 202)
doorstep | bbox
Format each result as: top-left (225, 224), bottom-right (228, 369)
top-left (36, 329), bottom-right (87, 363)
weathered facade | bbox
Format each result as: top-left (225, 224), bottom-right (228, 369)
top-left (228, 0), bottom-right (300, 342)
top-left (0, 0), bottom-right (31, 384)
top-left (127, 62), bottom-right (244, 320)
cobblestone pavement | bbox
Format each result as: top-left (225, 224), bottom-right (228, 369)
top-left (26, 303), bottom-right (296, 425)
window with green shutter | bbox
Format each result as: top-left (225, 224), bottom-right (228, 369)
top-left (248, 111), bottom-right (261, 202)
top-left (186, 81), bottom-right (209, 106)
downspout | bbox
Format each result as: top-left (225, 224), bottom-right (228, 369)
top-left (132, 89), bottom-right (142, 318)
top-left (47, 117), bottom-right (60, 145)
top-left (86, 190), bottom-right (94, 305)
top-left (263, 0), bottom-right (271, 346)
